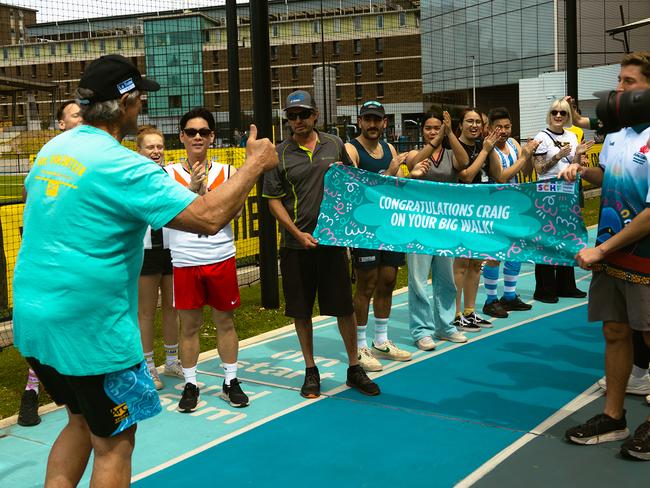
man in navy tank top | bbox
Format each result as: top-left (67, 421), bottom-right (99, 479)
top-left (345, 100), bottom-right (412, 372)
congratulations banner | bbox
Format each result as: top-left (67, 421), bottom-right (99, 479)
top-left (314, 165), bottom-right (588, 266)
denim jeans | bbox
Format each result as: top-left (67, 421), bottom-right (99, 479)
top-left (407, 253), bottom-right (458, 341)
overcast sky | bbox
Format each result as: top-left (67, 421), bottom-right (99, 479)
top-left (3, 1), bottom-right (248, 22)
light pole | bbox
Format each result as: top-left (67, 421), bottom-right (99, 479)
top-left (468, 55), bottom-right (476, 107)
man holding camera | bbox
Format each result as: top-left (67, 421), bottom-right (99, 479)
top-left (560, 51), bottom-right (650, 460)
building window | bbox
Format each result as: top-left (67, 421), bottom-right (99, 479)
top-left (292, 66), bottom-right (299, 80)
top-left (332, 41), bottom-right (340, 56)
top-left (67, 42), bottom-right (72, 54)
top-left (216, 93), bottom-right (221, 107)
top-left (376, 60), bottom-right (384, 75)
top-left (376, 83), bottom-right (384, 98)
top-left (376, 15), bottom-right (384, 29)
top-left (399, 11), bottom-right (407, 27)
top-left (312, 21), bottom-right (321, 34)
top-left (375, 38), bottom-right (383, 53)
top-left (2, 48), bottom-right (7, 60)
top-left (213, 72), bottom-right (220, 86)
top-left (134, 38), bottom-right (140, 49)
top-left (336, 85), bottom-right (341, 101)
top-left (131, 57), bottom-right (138, 68)
top-left (65, 82), bottom-right (71, 95)
top-left (117, 39), bottom-right (122, 50)
top-left (16, 65), bottom-right (21, 76)
top-left (291, 44), bottom-right (298, 58)
top-left (354, 62), bottom-right (362, 77)
top-left (355, 84), bottom-right (362, 100)
top-left (270, 45), bottom-right (278, 60)
top-left (271, 67), bottom-right (279, 81)
top-left (34, 46), bottom-right (40, 57)
top-left (354, 39), bottom-right (361, 55)
top-left (169, 95), bottom-right (182, 109)
top-left (271, 24), bottom-right (279, 37)
top-left (31, 65), bottom-right (36, 77)
top-left (353, 17), bottom-right (361, 31)
top-left (292, 22), bottom-right (300, 36)
top-left (47, 63), bottom-right (53, 77)
top-left (18, 46), bottom-right (24, 58)
top-left (83, 41), bottom-right (88, 53)
top-left (80, 60), bottom-right (86, 74)
top-left (99, 40), bottom-right (105, 52)
top-left (311, 43), bottom-right (320, 57)
top-left (212, 51), bottom-right (219, 66)
top-left (272, 89), bottom-right (279, 104)
top-left (333, 18), bottom-right (341, 33)
top-left (50, 44), bottom-right (56, 55)
top-left (64, 62), bottom-right (69, 75)
top-left (333, 63), bottom-right (340, 78)
top-left (204, 30), bottom-right (210, 43)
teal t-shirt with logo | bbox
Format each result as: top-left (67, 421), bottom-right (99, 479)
top-left (13, 125), bottom-right (196, 376)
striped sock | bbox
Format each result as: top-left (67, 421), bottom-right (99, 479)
top-left (25, 368), bottom-right (39, 393)
top-left (164, 343), bottom-right (179, 367)
top-left (357, 325), bottom-right (368, 350)
top-left (222, 362), bottom-right (238, 386)
top-left (144, 351), bottom-right (156, 372)
top-left (483, 264), bottom-right (500, 304)
top-left (502, 261), bottom-right (521, 301)
top-left (373, 317), bottom-right (389, 345)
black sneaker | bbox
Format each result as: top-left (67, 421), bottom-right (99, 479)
top-left (621, 421), bottom-right (650, 460)
top-left (346, 365), bottom-right (380, 396)
top-left (221, 378), bottom-right (249, 408)
top-left (17, 390), bottom-right (41, 427)
top-left (500, 295), bottom-right (533, 311)
top-left (464, 312), bottom-right (492, 329)
top-left (300, 367), bottom-right (320, 399)
top-left (453, 314), bottom-right (481, 332)
top-left (533, 293), bottom-right (559, 304)
top-left (565, 412), bottom-right (629, 445)
top-left (178, 383), bottom-right (200, 413)
top-left (483, 300), bottom-right (509, 318)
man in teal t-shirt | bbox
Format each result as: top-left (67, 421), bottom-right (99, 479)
top-left (12, 54), bottom-right (279, 487)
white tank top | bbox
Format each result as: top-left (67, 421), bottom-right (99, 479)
top-left (164, 161), bottom-right (236, 267)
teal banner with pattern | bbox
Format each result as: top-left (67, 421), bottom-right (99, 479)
top-left (314, 165), bottom-right (588, 266)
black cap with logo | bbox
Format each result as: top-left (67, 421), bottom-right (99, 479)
top-left (284, 90), bottom-right (317, 111)
top-left (359, 100), bottom-right (386, 118)
top-left (78, 54), bottom-right (160, 104)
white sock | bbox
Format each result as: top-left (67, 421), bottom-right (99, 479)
top-left (144, 351), bottom-right (155, 372)
top-left (182, 366), bottom-right (197, 385)
top-left (357, 325), bottom-right (368, 350)
top-left (631, 365), bottom-right (647, 379)
top-left (222, 362), bottom-right (238, 386)
top-left (373, 317), bottom-right (389, 345)
top-left (164, 343), bottom-right (178, 367)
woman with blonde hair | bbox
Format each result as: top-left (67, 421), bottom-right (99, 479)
top-left (532, 99), bottom-right (593, 303)
top-left (136, 125), bottom-right (183, 389)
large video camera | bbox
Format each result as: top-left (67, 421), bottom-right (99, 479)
top-left (594, 89), bottom-right (650, 133)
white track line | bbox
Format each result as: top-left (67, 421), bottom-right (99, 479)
top-left (132, 299), bottom-right (589, 483)
top-left (455, 384), bottom-right (603, 488)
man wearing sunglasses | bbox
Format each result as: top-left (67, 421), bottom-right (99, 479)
top-left (344, 100), bottom-right (412, 372)
top-left (263, 90), bottom-right (380, 399)
top-left (165, 107), bottom-right (249, 413)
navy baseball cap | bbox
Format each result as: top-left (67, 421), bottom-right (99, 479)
top-left (359, 100), bottom-right (385, 118)
top-left (78, 54), bottom-right (160, 104)
top-left (284, 90), bottom-right (316, 111)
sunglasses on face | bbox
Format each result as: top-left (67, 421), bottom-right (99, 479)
top-left (550, 110), bottom-right (567, 117)
top-left (182, 128), bottom-right (213, 137)
top-left (286, 109), bottom-right (314, 121)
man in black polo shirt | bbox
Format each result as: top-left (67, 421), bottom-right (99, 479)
top-left (263, 90), bottom-right (380, 398)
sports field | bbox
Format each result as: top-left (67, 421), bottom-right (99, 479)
top-left (1, 227), bottom-right (647, 487)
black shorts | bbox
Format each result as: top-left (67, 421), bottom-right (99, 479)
top-left (140, 248), bottom-right (173, 276)
top-left (26, 357), bottom-right (161, 437)
top-left (351, 248), bottom-right (405, 270)
top-left (279, 246), bottom-right (354, 319)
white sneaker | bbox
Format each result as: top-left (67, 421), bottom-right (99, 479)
top-left (597, 373), bottom-right (650, 395)
top-left (358, 347), bottom-right (383, 372)
top-left (435, 331), bottom-right (468, 343)
top-left (416, 336), bottom-right (437, 351)
top-left (372, 340), bottom-right (412, 362)
top-left (163, 361), bottom-right (184, 379)
top-left (150, 369), bottom-right (164, 390)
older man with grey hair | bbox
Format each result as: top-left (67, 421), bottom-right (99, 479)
top-left (12, 54), bottom-right (278, 487)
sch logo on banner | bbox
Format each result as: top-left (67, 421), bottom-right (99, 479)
top-left (536, 181), bottom-right (574, 194)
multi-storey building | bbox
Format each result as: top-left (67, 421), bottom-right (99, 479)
top-left (0, 0), bottom-right (423, 143)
